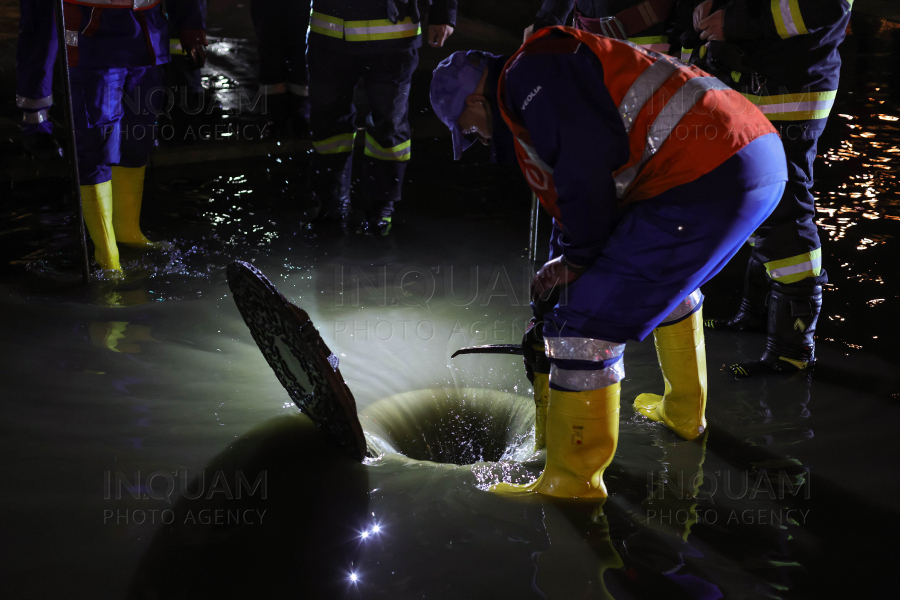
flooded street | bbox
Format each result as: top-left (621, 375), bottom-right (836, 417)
top-left (1, 4), bottom-right (898, 599)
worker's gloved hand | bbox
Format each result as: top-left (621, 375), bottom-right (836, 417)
top-left (522, 318), bottom-right (546, 383)
top-left (180, 29), bottom-right (208, 70)
top-left (428, 24), bottom-right (454, 48)
top-left (532, 256), bottom-right (584, 309)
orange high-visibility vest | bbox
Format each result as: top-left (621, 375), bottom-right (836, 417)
top-left (498, 26), bottom-right (778, 221)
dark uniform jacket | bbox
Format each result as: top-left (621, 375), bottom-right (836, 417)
top-left (310, 0), bottom-right (457, 54)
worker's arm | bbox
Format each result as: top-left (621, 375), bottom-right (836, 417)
top-left (166, 0), bottom-right (208, 67)
top-left (700, 0), bottom-right (852, 41)
top-left (427, 0), bottom-right (457, 47)
top-left (504, 46), bottom-right (630, 271)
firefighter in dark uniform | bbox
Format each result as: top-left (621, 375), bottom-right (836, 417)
top-left (687, 0), bottom-right (852, 377)
top-left (306, 0), bottom-right (457, 235)
top-left (527, 0), bottom-right (683, 54)
top-left (250, 0), bottom-right (311, 138)
top-left (15, 0), bottom-right (63, 159)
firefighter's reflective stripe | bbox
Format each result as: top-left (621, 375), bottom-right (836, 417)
top-left (615, 76), bottom-right (731, 197)
top-left (170, 39), bottom-right (186, 55)
top-left (680, 47), bottom-right (691, 62)
top-left (310, 12), bottom-right (343, 39)
top-left (288, 83), bottom-right (309, 97)
top-left (741, 90), bottom-right (837, 121)
top-left (310, 13), bottom-right (421, 42)
top-left (364, 133), bottom-right (411, 161)
top-left (765, 248), bottom-right (822, 283)
top-left (772, 0), bottom-right (809, 39)
top-left (63, 0), bottom-right (160, 9)
top-left (313, 132), bottom-right (356, 154)
top-left (748, 234), bottom-right (762, 247)
top-left (344, 18), bottom-right (420, 42)
top-left (550, 359), bottom-right (625, 390)
top-left (545, 337), bottom-right (626, 362)
top-left (16, 95), bottom-right (53, 110)
top-left (628, 35), bottom-right (669, 52)
top-left (23, 109), bottom-right (50, 124)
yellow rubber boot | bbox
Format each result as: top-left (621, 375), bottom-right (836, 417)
top-left (80, 181), bottom-right (122, 272)
top-left (634, 309), bottom-right (707, 440)
top-left (491, 383), bottom-right (620, 498)
top-left (111, 165), bottom-right (160, 247)
top-left (533, 372), bottom-right (550, 451)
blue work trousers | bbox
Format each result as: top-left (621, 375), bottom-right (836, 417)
top-left (545, 133), bottom-right (787, 344)
top-left (70, 65), bottom-right (165, 185)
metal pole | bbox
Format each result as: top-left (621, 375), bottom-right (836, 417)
top-left (528, 192), bottom-right (540, 268)
top-left (53, 0), bottom-right (91, 284)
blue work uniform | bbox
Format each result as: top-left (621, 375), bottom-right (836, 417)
top-left (493, 39), bottom-right (787, 388)
top-left (63, 0), bottom-right (205, 184)
top-left (308, 0), bottom-right (456, 223)
top-left (16, 0), bottom-right (58, 136)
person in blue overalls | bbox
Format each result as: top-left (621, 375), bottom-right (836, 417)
top-left (15, 0), bottom-right (63, 159)
top-left (62, 0), bottom-right (206, 275)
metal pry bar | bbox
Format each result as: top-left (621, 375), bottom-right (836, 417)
top-left (451, 344), bottom-right (524, 358)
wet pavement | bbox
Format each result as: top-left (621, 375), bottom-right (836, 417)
top-left (1, 4), bottom-right (899, 600)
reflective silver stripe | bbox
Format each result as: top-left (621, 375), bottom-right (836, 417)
top-left (259, 83), bottom-right (287, 94)
top-left (614, 76), bottom-right (729, 197)
top-left (747, 234), bottom-right (762, 247)
top-left (545, 337), bottom-right (626, 362)
top-left (288, 83), bottom-right (309, 97)
top-left (65, 31), bottom-right (78, 46)
top-left (310, 17), bottom-right (342, 33)
top-left (518, 140), bottom-right (554, 175)
top-left (660, 289), bottom-right (703, 326)
top-left (23, 109), bottom-right (49, 124)
top-left (551, 360), bottom-right (625, 391)
top-left (768, 256), bottom-right (821, 280)
top-left (16, 95), bottom-right (52, 110)
top-left (618, 59), bottom-right (679, 134)
top-left (778, 0), bottom-right (801, 37)
top-left (344, 23), bottom-right (418, 36)
top-left (758, 99), bottom-right (834, 114)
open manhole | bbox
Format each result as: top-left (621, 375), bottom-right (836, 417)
top-left (227, 262), bottom-right (533, 465)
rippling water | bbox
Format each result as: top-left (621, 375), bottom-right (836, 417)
top-left (1, 12), bottom-right (898, 600)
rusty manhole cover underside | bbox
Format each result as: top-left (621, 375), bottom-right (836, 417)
top-left (227, 261), bottom-right (367, 462)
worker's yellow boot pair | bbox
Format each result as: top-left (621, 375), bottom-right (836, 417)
top-left (634, 309), bottom-right (707, 441)
top-left (80, 166), bottom-right (158, 273)
top-left (492, 382), bottom-right (620, 499)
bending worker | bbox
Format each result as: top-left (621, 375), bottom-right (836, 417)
top-left (689, 0), bottom-right (852, 377)
top-left (430, 26), bottom-right (787, 498)
top-left (63, 0), bottom-right (207, 274)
